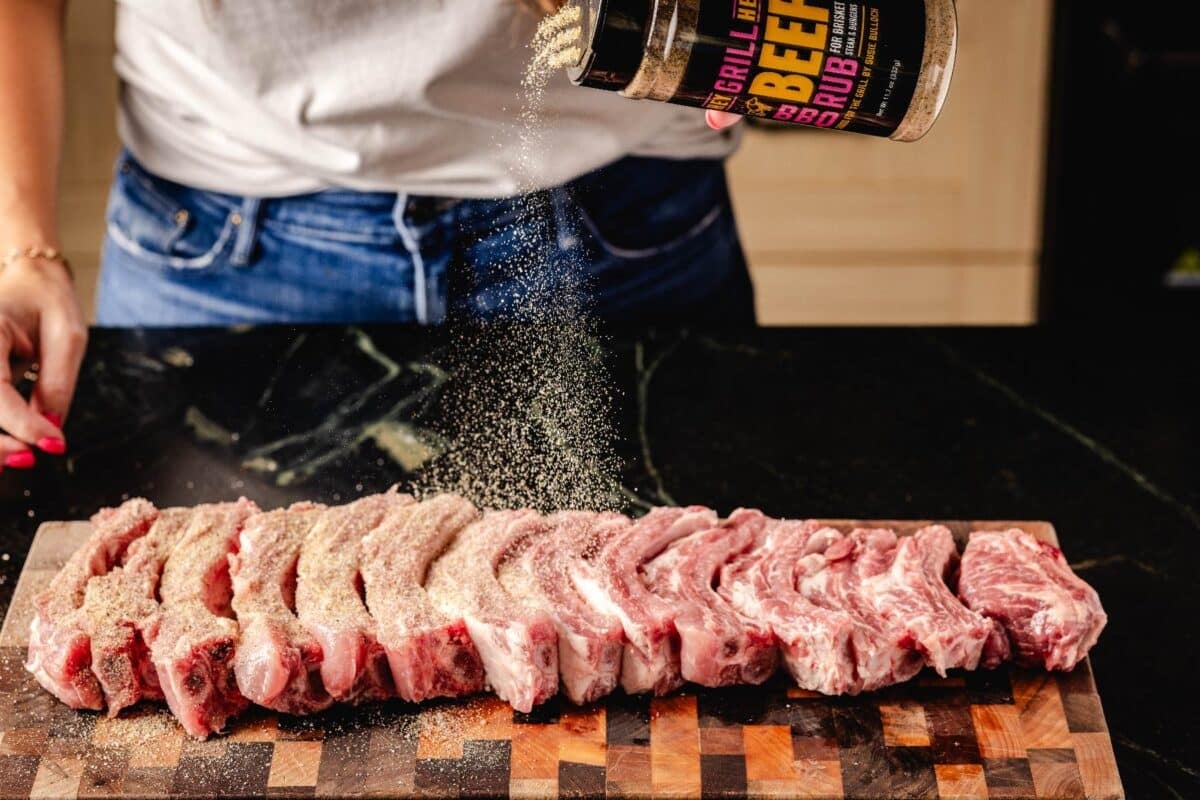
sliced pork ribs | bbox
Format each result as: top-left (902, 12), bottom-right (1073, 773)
top-left (25, 499), bottom-right (158, 711)
top-left (144, 498), bottom-right (258, 738)
top-left (859, 525), bottom-right (998, 676)
top-left (498, 511), bottom-right (628, 705)
top-left (426, 510), bottom-right (558, 713)
top-left (360, 494), bottom-right (484, 703)
top-left (719, 520), bottom-right (866, 695)
top-left (575, 505), bottom-right (719, 695)
top-left (27, 496), bottom-right (1113, 728)
top-left (958, 529), bottom-right (1106, 671)
top-left (794, 529), bottom-right (928, 693)
top-left (80, 508), bottom-right (194, 715)
top-left (643, 509), bottom-right (778, 687)
top-left (295, 491), bottom-right (415, 703)
top-left (230, 502), bottom-right (330, 715)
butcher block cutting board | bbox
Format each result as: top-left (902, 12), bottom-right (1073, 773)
top-left (0, 520), bottom-right (1123, 800)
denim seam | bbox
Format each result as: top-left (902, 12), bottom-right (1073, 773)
top-left (576, 201), bottom-right (724, 260)
top-left (259, 217), bottom-right (398, 245)
top-left (393, 196), bottom-right (428, 324)
top-left (230, 198), bottom-right (262, 266)
top-left (105, 216), bottom-right (236, 271)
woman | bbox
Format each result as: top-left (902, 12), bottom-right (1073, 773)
top-left (0, 0), bottom-right (750, 470)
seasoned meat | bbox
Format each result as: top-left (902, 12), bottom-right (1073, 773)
top-left (295, 491), bottom-right (415, 702)
top-left (25, 499), bottom-right (158, 711)
top-left (360, 494), bottom-right (484, 703)
top-left (426, 510), bottom-right (558, 713)
top-left (144, 499), bottom-right (258, 738)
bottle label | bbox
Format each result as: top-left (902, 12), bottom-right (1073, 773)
top-left (676, 0), bottom-right (927, 136)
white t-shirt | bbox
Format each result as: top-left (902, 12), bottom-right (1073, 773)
top-left (112, 0), bottom-right (739, 199)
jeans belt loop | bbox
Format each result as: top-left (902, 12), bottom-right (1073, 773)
top-left (392, 193), bottom-right (430, 325)
top-left (229, 197), bottom-right (262, 267)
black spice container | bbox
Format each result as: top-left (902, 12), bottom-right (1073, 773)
top-left (567, 0), bottom-right (957, 141)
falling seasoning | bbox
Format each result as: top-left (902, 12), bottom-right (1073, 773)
top-left (414, 3), bottom-right (622, 513)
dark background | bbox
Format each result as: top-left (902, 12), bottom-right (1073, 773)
top-left (1040, 0), bottom-right (1200, 320)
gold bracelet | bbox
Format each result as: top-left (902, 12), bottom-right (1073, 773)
top-left (0, 246), bottom-right (73, 280)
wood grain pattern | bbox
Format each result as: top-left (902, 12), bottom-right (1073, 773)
top-left (936, 764), bottom-right (989, 800)
top-left (0, 520), bottom-right (1124, 799)
top-left (972, 705), bottom-right (1027, 760)
top-left (880, 704), bottom-right (931, 748)
top-left (649, 696), bottom-right (700, 798)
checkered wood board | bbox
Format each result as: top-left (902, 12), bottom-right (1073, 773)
top-left (0, 520), bottom-right (1123, 799)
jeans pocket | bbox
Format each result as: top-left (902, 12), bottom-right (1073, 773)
top-left (104, 154), bottom-right (236, 271)
top-left (567, 157), bottom-right (728, 260)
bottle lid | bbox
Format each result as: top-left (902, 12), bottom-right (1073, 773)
top-left (567, 0), bottom-right (650, 92)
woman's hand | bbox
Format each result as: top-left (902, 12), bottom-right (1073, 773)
top-left (0, 257), bottom-right (86, 470)
top-left (706, 110), bottom-right (743, 130)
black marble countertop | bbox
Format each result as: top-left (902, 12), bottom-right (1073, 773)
top-left (1, 325), bottom-right (1195, 797)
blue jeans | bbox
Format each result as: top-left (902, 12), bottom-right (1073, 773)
top-left (96, 152), bottom-right (755, 326)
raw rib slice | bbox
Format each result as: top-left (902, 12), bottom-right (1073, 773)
top-left (958, 529), bottom-right (1106, 671)
top-left (859, 525), bottom-right (997, 675)
top-left (295, 491), bottom-right (415, 703)
top-left (795, 529), bottom-right (926, 693)
top-left (360, 494), bottom-right (484, 703)
top-left (144, 498), bottom-right (258, 738)
top-left (498, 511), bottom-right (628, 705)
top-left (425, 510), bottom-right (558, 713)
top-left (719, 520), bottom-right (864, 695)
top-left (25, 499), bottom-right (158, 711)
top-left (574, 505), bottom-right (719, 695)
top-left (79, 508), bottom-right (193, 715)
top-left (230, 502), bottom-right (330, 714)
top-left (643, 509), bottom-right (778, 687)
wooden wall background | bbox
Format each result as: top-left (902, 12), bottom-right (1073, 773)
top-left (59, 0), bottom-right (1051, 325)
top-left (60, 0), bottom-right (120, 320)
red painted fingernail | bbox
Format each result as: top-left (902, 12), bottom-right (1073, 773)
top-left (37, 437), bottom-right (67, 455)
top-left (43, 412), bottom-right (64, 428)
top-left (4, 451), bottom-right (35, 469)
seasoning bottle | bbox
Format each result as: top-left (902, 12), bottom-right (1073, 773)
top-left (564, 0), bottom-right (957, 141)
